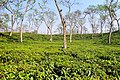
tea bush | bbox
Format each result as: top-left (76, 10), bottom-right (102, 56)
top-left (0, 32), bottom-right (120, 79)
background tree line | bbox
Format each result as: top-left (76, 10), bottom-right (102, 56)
top-left (0, 0), bottom-right (120, 48)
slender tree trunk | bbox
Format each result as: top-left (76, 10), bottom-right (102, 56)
top-left (47, 28), bottom-right (49, 35)
top-left (10, 15), bottom-right (15, 36)
top-left (28, 22), bottom-right (31, 32)
top-left (36, 27), bottom-right (39, 34)
top-left (16, 22), bottom-right (19, 32)
top-left (50, 27), bottom-right (52, 42)
top-left (63, 21), bottom-right (67, 48)
top-left (68, 7), bottom-right (72, 43)
top-left (54, 0), bottom-right (67, 49)
top-left (20, 19), bottom-right (23, 43)
top-left (108, 21), bottom-right (113, 45)
top-left (20, 0), bottom-right (29, 43)
top-left (70, 24), bottom-right (72, 43)
top-left (116, 20), bottom-right (120, 32)
top-left (76, 26), bottom-right (79, 34)
top-left (100, 21), bottom-right (103, 37)
top-left (44, 20), bottom-right (52, 40)
top-left (91, 24), bottom-right (94, 39)
top-left (80, 25), bottom-right (83, 38)
top-left (43, 20), bottom-right (50, 35)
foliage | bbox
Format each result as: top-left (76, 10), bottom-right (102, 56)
top-left (0, 13), bottom-right (9, 31)
top-left (0, 32), bottom-right (120, 79)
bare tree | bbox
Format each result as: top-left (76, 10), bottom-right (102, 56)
top-left (20, 0), bottom-right (35, 43)
top-left (82, 26), bottom-right (88, 34)
top-left (105, 0), bottom-right (120, 44)
top-left (69, 10), bottom-right (86, 38)
top-left (85, 5), bottom-right (98, 39)
top-left (38, 0), bottom-right (48, 34)
top-left (55, 23), bottom-right (63, 34)
top-left (78, 19), bottom-right (86, 38)
top-left (43, 10), bottom-right (56, 42)
top-left (0, 9), bottom-right (9, 32)
top-left (31, 9), bottom-right (44, 34)
top-left (54, 0), bottom-right (67, 49)
top-left (27, 13), bottom-right (32, 33)
top-left (3, 0), bottom-right (29, 36)
top-left (3, 0), bottom-right (18, 36)
top-left (72, 10), bottom-right (81, 34)
top-left (64, 12), bottom-right (75, 35)
top-left (97, 5), bottom-right (108, 37)
top-left (60, 0), bottom-right (78, 43)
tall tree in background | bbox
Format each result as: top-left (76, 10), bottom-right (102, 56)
top-left (43, 10), bottom-right (56, 42)
top-left (27, 13), bottom-right (32, 32)
top-left (78, 19), bottom-right (86, 38)
top-left (20, 0), bottom-right (35, 43)
top-left (0, 6), bottom-right (9, 31)
top-left (3, 0), bottom-right (19, 36)
top-left (82, 26), bottom-right (88, 34)
top-left (33, 9), bottom-right (43, 34)
top-left (105, 0), bottom-right (120, 44)
top-left (55, 23), bottom-right (63, 35)
top-left (85, 5), bottom-right (97, 39)
top-left (60, 0), bottom-right (78, 43)
top-left (72, 10), bottom-right (81, 34)
top-left (38, 0), bottom-right (48, 34)
top-left (0, 13), bottom-right (9, 32)
top-left (65, 12), bottom-right (75, 35)
top-left (54, 0), bottom-right (67, 49)
top-left (97, 5), bottom-right (108, 37)
top-left (38, 0), bottom-right (56, 41)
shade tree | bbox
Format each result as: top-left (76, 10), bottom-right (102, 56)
top-left (54, 0), bottom-right (67, 49)
top-left (19, 0), bottom-right (35, 42)
top-left (60, 0), bottom-right (79, 43)
top-left (0, 13), bottom-right (9, 32)
top-left (43, 10), bottom-right (57, 42)
top-left (85, 5), bottom-right (98, 39)
top-left (97, 5), bottom-right (108, 37)
top-left (2, 0), bottom-right (26, 36)
top-left (105, 0), bottom-right (120, 44)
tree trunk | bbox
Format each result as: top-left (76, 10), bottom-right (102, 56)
top-left (44, 20), bottom-right (53, 41)
top-left (16, 22), bottom-right (19, 32)
top-left (68, 7), bottom-right (72, 43)
top-left (100, 21), bottom-right (103, 38)
top-left (20, 19), bottom-right (23, 43)
top-left (47, 27), bottom-right (49, 35)
top-left (54, 0), bottom-right (67, 49)
top-left (116, 20), bottom-right (120, 32)
top-left (91, 24), bottom-right (94, 39)
top-left (28, 21), bottom-right (31, 32)
top-left (76, 26), bottom-right (79, 34)
top-left (50, 27), bottom-right (52, 42)
top-left (63, 21), bottom-right (67, 49)
top-left (10, 15), bottom-right (15, 36)
top-left (80, 25), bottom-right (83, 38)
top-left (108, 21), bottom-right (113, 45)
top-left (36, 27), bottom-right (39, 34)
top-left (20, 0), bottom-right (29, 43)
top-left (70, 24), bottom-right (72, 43)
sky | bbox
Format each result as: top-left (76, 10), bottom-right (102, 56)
top-left (47, 0), bottom-right (105, 12)
top-left (36, 0), bottom-right (105, 34)
top-left (2, 0), bottom-right (105, 34)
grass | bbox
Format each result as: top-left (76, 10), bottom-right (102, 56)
top-left (0, 32), bottom-right (120, 80)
